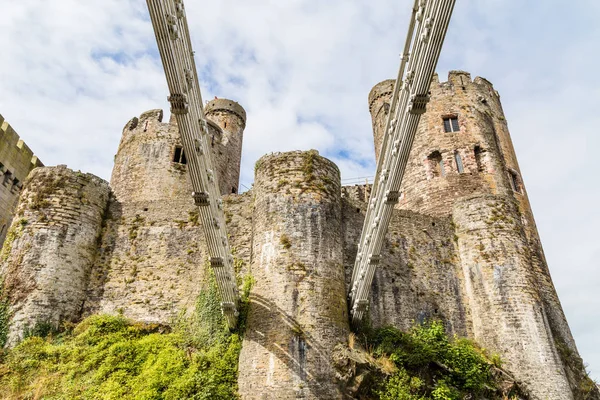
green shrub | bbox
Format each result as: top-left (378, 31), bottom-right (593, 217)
top-left (0, 271), bottom-right (254, 399)
top-left (367, 321), bottom-right (511, 399)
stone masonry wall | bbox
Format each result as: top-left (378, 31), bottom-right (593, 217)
top-left (0, 166), bottom-right (109, 345)
top-left (238, 151), bottom-right (349, 400)
top-left (0, 114), bottom-right (43, 245)
top-left (342, 185), bottom-right (470, 337)
top-left (84, 106), bottom-right (252, 324)
top-left (453, 195), bottom-right (572, 399)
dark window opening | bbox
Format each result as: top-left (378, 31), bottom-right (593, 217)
top-left (428, 151), bottom-right (445, 177)
top-left (509, 170), bottom-right (522, 194)
top-left (3, 171), bottom-right (12, 185)
top-left (224, 122), bottom-right (227, 129)
top-left (356, 208), bottom-right (361, 213)
top-left (443, 116), bottom-right (460, 133)
top-left (454, 151), bottom-right (464, 173)
top-left (232, 187), bottom-right (237, 194)
top-left (474, 146), bottom-right (485, 172)
top-left (173, 146), bottom-right (187, 164)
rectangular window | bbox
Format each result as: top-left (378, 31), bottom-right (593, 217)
top-left (443, 116), bottom-right (460, 132)
top-left (173, 146), bottom-right (187, 164)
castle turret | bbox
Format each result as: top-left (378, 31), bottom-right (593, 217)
top-left (205, 98), bottom-right (246, 195)
top-left (238, 151), bottom-right (349, 399)
top-left (368, 72), bottom-right (586, 398)
top-left (0, 166), bottom-right (109, 345)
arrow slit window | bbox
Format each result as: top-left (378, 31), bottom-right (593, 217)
top-left (454, 151), bottom-right (464, 173)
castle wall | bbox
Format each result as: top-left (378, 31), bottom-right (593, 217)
top-left (0, 166), bottom-right (109, 345)
top-left (453, 195), bottom-right (572, 399)
top-left (84, 107), bottom-right (252, 323)
top-left (238, 151), bottom-right (349, 400)
top-left (342, 185), bottom-right (470, 336)
top-left (0, 114), bottom-right (43, 245)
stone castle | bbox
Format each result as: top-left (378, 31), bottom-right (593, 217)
top-left (0, 71), bottom-right (597, 399)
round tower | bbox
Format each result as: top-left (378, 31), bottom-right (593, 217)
top-left (238, 151), bottom-right (348, 399)
top-left (110, 109), bottom-right (192, 208)
top-left (0, 166), bottom-right (110, 345)
top-left (369, 71), bottom-right (516, 217)
top-left (453, 195), bottom-right (572, 398)
top-left (205, 98), bottom-right (246, 195)
top-left (368, 71), bottom-right (584, 396)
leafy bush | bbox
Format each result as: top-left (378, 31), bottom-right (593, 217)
top-left (0, 272), bottom-right (254, 400)
top-left (367, 321), bottom-right (515, 399)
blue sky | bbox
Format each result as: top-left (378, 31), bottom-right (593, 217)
top-left (0, 0), bottom-right (598, 381)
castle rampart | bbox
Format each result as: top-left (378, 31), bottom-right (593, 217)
top-left (0, 166), bottom-right (109, 345)
top-left (238, 151), bottom-right (349, 399)
top-left (0, 114), bottom-right (43, 246)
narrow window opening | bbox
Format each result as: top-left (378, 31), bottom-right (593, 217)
top-left (224, 122), bottom-right (227, 129)
top-left (474, 146), bottom-right (485, 172)
top-left (232, 187), bottom-right (237, 194)
top-left (454, 151), bottom-right (464, 173)
top-left (173, 146), bottom-right (187, 164)
top-left (509, 170), bottom-right (522, 194)
top-left (428, 151), bottom-right (445, 178)
top-left (443, 116), bottom-right (460, 132)
top-left (3, 171), bottom-right (12, 186)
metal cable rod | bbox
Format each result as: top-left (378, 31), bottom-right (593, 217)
top-left (349, 0), bottom-right (457, 325)
top-left (146, 0), bottom-right (239, 328)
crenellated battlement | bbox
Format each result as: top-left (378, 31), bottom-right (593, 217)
top-left (0, 115), bottom-right (43, 170)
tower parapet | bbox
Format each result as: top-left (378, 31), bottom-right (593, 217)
top-left (0, 114), bottom-right (43, 246)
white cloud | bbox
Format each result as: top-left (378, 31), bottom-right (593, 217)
top-left (0, 0), bottom-right (598, 381)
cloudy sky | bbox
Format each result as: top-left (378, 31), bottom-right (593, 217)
top-left (0, 0), bottom-right (598, 381)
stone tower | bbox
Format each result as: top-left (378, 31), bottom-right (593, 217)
top-left (204, 98), bottom-right (247, 195)
top-left (369, 71), bottom-right (583, 398)
top-left (238, 151), bottom-right (349, 400)
top-left (0, 166), bottom-right (110, 345)
top-left (84, 101), bottom-right (246, 323)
